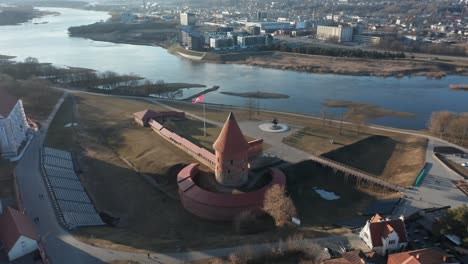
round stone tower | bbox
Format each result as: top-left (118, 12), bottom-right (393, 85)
top-left (213, 112), bottom-right (249, 187)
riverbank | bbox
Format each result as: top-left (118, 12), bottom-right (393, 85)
top-left (173, 45), bottom-right (468, 78)
top-left (68, 21), bottom-right (178, 48)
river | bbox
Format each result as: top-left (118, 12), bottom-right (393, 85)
top-left (1, 7), bottom-right (467, 129)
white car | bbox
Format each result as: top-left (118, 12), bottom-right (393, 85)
top-left (461, 162), bottom-right (468, 167)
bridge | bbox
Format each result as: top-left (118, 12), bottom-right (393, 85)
top-left (309, 155), bottom-right (403, 193)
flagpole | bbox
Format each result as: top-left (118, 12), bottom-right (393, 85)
top-left (203, 103), bottom-right (206, 137)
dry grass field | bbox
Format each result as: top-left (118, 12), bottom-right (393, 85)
top-left (285, 126), bottom-right (427, 187)
top-left (41, 93), bottom-right (307, 253)
top-left (41, 93), bottom-right (421, 254)
top-left (160, 100), bottom-right (427, 187)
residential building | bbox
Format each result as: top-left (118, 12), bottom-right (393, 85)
top-left (0, 88), bottom-right (30, 159)
top-left (0, 207), bottom-right (39, 261)
top-left (387, 248), bottom-right (459, 264)
top-left (237, 35), bottom-right (268, 48)
top-left (431, 24), bottom-right (448, 33)
top-left (323, 250), bottom-right (382, 264)
top-left (180, 28), bottom-right (205, 51)
top-left (121, 12), bottom-right (137, 24)
top-left (245, 25), bottom-right (260, 35)
top-left (210, 37), bottom-right (235, 50)
top-left (317, 25), bottom-right (353, 42)
top-left (180, 12), bottom-right (196, 26)
top-left (359, 214), bottom-right (408, 255)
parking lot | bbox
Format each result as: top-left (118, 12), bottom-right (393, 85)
top-left (443, 153), bottom-right (468, 169)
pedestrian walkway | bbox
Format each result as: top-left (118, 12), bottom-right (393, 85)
top-left (41, 147), bottom-right (105, 229)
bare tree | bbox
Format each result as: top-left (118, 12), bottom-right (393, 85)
top-left (246, 97), bottom-right (256, 120)
top-left (263, 184), bottom-right (297, 227)
top-left (320, 108), bottom-right (328, 127)
top-left (428, 111), bottom-right (457, 138)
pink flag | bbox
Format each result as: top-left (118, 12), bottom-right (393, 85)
top-left (192, 94), bottom-right (205, 104)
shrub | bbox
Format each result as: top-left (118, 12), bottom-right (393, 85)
top-left (263, 184), bottom-right (297, 227)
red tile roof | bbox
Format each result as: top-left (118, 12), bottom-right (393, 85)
top-left (0, 207), bottom-right (39, 252)
top-left (388, 248), bottom-right (456, 264)
top-left (133, 109), bottom-right (159, 121)
top-left (213, 112), bottom-right (249, 154)
top-left (0, 87), bottom-right (18, 118)
top-left (369, 214), bottom-right (407, 247)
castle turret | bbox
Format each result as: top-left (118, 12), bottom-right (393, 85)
top-left (213, 112), bottom-right (249, 187)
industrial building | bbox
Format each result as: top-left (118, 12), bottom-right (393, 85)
top-left (316, 25), bottom-right (353, 42)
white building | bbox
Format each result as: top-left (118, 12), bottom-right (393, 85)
top-left (0, 88), bottom-right (30, 159)
top-left (180, 12), bottom-right (196, 26)
top-left (210, 37), bottom-right (235, 50)
top-left (316, 25), bottom-right (353, 42)
top-left (0, 207), bottom-right (39, 261)
top-left (359, 214), bottom-right (408, 256)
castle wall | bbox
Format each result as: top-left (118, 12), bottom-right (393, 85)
top-left (178, 163), bottom-right (286, 221)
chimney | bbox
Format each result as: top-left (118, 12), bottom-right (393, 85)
top-left (416, 254), bottom-right (420, 259)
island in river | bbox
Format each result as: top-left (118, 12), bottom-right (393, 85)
top-left (322, 100), bottom-right (416, 123)
top-left (220, 91), bottom-right (290, 99)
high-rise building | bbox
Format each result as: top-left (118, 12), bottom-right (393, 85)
top-left (257, 11), bottom-right (268, 20)
top-left (180, 12), bottom-right (196, 26)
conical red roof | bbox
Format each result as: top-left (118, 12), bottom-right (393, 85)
top-left (213, 112), bottom-right (249, 154)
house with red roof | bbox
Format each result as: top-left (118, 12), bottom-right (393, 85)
top-left (387, 247), bottom-right (459, 264)
top-left (0, 207), bottom-right (39, 261)
top-left (0, 87), bottom-right (30, 159)
top-left (359, 214), bottom-right (408, 255)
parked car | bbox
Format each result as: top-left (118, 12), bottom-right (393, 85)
top-left (461, 162), bottom-right (468, 167)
